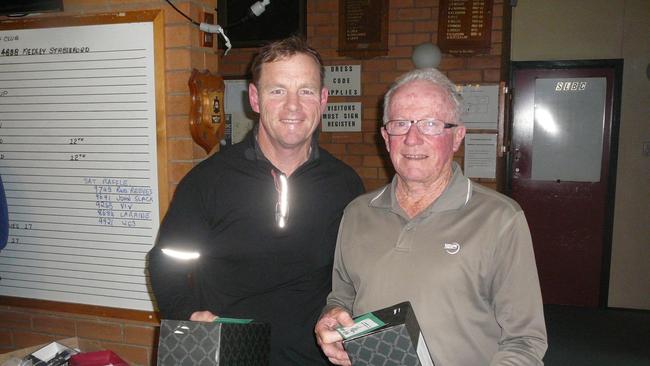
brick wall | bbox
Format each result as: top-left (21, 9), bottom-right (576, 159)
top-left (0, 0), bottom-right (506, 364)
top-left (220, 0), bottom-right (506, 191)
top-left (0, 305), bottom-right (158, 365)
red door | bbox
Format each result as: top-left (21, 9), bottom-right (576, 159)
top-left (509, 60), bottom-right (622, 307)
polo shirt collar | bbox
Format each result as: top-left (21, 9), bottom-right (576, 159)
top-left (369, 163), bottom-right (472, 215)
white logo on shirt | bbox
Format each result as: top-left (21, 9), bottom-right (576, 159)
top-left (443, 242), bottom-right (460, 255)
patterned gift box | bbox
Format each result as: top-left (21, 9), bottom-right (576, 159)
top-left (343, 301), bottom-right (435, 366)
top-left (157, 319), bottom-right (270, 366)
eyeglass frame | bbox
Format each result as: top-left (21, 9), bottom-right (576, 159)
top-left (383, 119), bottom-right (458, 136)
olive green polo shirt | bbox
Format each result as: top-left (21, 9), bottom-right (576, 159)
top-left (327, 164), bottom-right (547, 366)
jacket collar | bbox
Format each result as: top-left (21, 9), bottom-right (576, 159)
top-left (243, 124), bottom-right (321, 167)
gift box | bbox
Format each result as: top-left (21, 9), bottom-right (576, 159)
top-left (0, 337), bottom-right (105, 366)
top-left (157, 319), bottom-right (270, 366)
top-left (69, 350), bottom-right (128, 366)
top-left (22, 341), bottom-right (76, 366)
top-left (340, 301), bottom-right (435, 366)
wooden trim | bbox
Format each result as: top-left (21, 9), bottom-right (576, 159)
top-left (1, 296), bottom-right (160, 323)
top-left (0, 10), bottom-right (162, 30)
top-left (152, 10), bottom-right (169, 218)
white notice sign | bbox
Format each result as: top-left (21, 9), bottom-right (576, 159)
top-left (322, 103), bottom-right (362, 132)
top-left (325, 65), bottom-right (361, 97)
top-left (464, 134), bottom-right (497, 179)
top-left (224, 79), bottom-right (255, 144)
top-left (458, 84), bottom-right (499, 130)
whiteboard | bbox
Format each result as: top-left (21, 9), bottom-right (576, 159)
top-left (0, 21), bottom-right (160, 311)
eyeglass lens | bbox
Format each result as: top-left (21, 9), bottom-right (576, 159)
top-left (385, 119), bottom-right (453, 136)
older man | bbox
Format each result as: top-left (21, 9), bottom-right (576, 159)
top-left (316, 68), bottom-right (547, 365)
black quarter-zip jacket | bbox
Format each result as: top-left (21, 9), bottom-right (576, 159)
top-left (148, 131), bottom-right (364, 365)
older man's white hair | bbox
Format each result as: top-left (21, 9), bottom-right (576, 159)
top-left (382, 68), bottom-right (463, 124)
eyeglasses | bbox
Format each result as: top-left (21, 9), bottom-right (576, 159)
top-left (384, 119), bottom-right (457, 136)
top-left (272, 169), bottom-right (289, 229)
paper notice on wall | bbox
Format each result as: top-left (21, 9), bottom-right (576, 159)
top-left (325, 65), bottom-right (361, 97)
top-left (464, 134), bottom-right (497, 178)
top-left (321, 102), bottom-right (362, 132)
top-left (224, 79), bottom-right (255, 144)
top-left (458, 84), bottom-right (499, 129)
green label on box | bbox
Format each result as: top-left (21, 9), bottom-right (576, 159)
top-left (213, 317), bottom-right (253, 324)
top-left (336, 312), bottom-right (385, 340)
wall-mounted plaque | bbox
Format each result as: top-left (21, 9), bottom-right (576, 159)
top-left (338, 0), bottom-right (388, 59)
top-left (437, 0), bottom-right (493, 55)
top-left (188, 69), bottom-right (226, 154)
